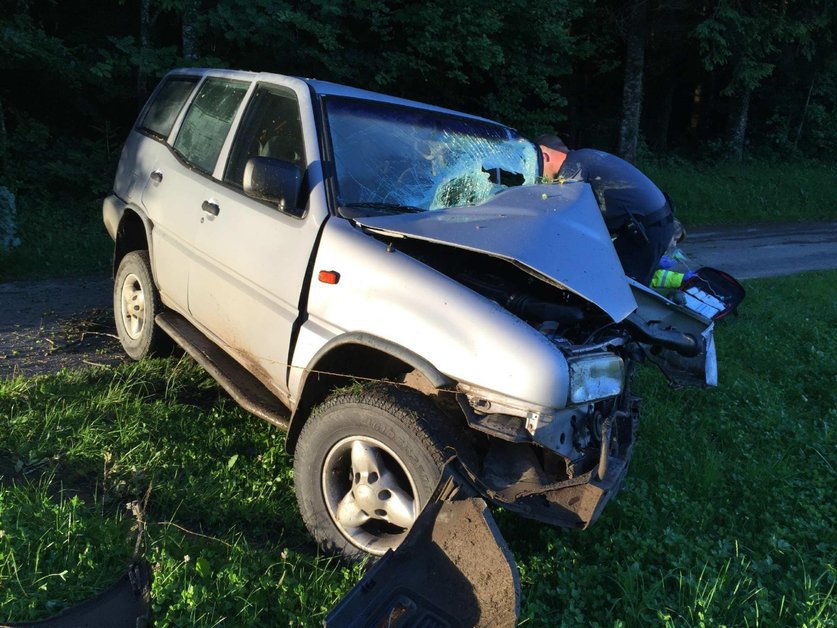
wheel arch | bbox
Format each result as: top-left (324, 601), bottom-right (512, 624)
top-left (113, 207), bottom-right (154, 278)
top-left (285, 333), bottom-right (455, 454)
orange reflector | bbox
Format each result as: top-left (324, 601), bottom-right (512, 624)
top-left (318, 270), bottom-right (340, 284)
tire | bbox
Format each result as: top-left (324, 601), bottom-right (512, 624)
top-left (113, 250), bottom-right (170, 360)
top-left (293, 385), bottom-right (457, 561)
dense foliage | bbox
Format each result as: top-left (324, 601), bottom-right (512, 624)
top-left (1, 0), bottom-right (835, 169)
top-left (0, 1), bottom-right (834, 279)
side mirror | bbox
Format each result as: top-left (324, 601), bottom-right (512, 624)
top-left (243, 156), bottom-right (302, 211)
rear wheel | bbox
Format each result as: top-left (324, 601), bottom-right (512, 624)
top-left (113, 250), bottom-right (170, 360)
top-left (294, 386), bottom-right (455, 561)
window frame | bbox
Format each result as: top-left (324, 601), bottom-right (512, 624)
top-left (222, 82), bottom-right (307, 190)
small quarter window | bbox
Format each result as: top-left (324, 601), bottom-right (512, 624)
top-left (139, 77), bottom-right (198, 139)
top-left (173, 78), bottom-right (249, 174)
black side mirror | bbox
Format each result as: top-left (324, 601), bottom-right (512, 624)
top-left (243, 156), bottom-right (302, 211)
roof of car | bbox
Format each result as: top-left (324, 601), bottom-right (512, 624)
top-left (168, 67), bottom-right (507, 128)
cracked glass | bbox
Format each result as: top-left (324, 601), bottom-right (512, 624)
top-left (326, 98), bottom-right (538, 213)
top-left (173, 78), bottom-right (249, 174)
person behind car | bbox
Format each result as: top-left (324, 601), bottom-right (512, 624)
top-left (536, 134), bottom-right (674, 286)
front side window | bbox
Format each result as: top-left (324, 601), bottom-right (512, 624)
top-left (173, 78), bottom-right (249, 174)
top-left (139, 77), bottom-right (199, 139)
top-left (326, 97), bottom-right (538, 213)
top-left (224, 84), bottom-right (305, 188)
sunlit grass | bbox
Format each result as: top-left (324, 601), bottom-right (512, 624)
top-left (1, 272), bottom-right (835, 624)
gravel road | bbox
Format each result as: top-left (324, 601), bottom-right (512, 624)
top-left (681, 220), bottom-right (837, 279)
top-left (0, 276), bottom-right (123, 379)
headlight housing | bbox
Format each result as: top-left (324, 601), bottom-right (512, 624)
top-left (567, 353), bottom-right (625, 404)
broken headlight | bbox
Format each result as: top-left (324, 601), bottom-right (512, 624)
top-left (566, 353), bottom-right (624, 404)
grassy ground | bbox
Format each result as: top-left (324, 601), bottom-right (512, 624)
top-left (642, 159), bottom-right (837, 227)
top-left (1, 272), bottom-right (835, 625)
top-left (1, 159), bottom-right (835, 282)
top-left (0, 196), bottom-right (111, 283)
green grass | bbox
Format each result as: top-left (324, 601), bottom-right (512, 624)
top-left (642, 159), bottom-right (837, 227)
top-left (0, 196), bottom-right (111, 282)
top-left (1, 272), bottom-right (835, 625)
top-left (0, 361), bottom-right (364, 624)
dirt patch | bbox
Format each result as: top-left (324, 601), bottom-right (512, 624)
top-left (0, 275), bottom-right (127, 379)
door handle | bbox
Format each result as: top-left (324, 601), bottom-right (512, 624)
top-left (150, 170), bottom-right (163, 183)
top-left (201, 200), bottom-right (220, 216)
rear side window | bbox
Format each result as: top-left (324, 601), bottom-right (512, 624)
top-left (173, 78), bottom-right (249, 174)
top-left (139, 77), bottom-right (198, 139)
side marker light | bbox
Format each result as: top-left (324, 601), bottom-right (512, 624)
top-left (318, 270), bottom-right (340, 284)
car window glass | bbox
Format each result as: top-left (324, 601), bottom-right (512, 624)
top-left (139, 77), bottom-right (198, 139)
top-left (173, 78), bottom-right (249, 174)
top-left (326, 97), bottom-right (537, 212)
top-left (224, 84), bottom-right (305, 189)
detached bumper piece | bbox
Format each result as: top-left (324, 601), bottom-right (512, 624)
top-left (5, 561), bottom-right (151, 628)
top-left (467, 399), bottom-right (639, 530)
top-left (327, 476), bottom-right (520, 628)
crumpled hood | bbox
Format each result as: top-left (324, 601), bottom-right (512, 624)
top-left (355, 183), bottom-right (637, 322)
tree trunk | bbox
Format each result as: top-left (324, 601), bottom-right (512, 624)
top-left (793, 75), bottom-right (815, 151)
top-left (137, 0), bottom-right (152, 106)
top-left (182, 0), bottom-right (201, 61)
top-left (693, 70), bottom-right (717, 146)
top-left (0, 97), bottom-right (7, 177)
top-left (618, 0), bottom-right (647, 163)
top-left (653, 80), bottom-right (676, 152)
top-left (727, 88), bottom-right (751, 161)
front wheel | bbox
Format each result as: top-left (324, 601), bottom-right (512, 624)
top-left (113, 250), bottom-right (170, 360)
top-left (293, 386), bottom-right (455, 561)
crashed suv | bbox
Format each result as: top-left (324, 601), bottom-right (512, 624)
top-left (103, 68), bottom-right (716, 561)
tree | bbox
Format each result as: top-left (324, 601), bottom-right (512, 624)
top-left (181, 0), bottom-right (201, 60)
top-left (618, 0), bottom-right (648, 162)
top-left (694, 0), bottom-right (830, 160)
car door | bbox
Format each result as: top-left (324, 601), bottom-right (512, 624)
top-left (119, 74), bottom-right (199, 309)
top-left (142, 76), bottom-right (250, 313)
top-left (186, 80), bottom-right (324, 399)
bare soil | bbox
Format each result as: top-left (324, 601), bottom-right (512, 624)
top-left (0, 275), bottom-right (127, 379)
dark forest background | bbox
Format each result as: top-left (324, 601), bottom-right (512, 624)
top-left (3, 0), bottom-right (836, 166)
top-left (0, 0), bottom-right (835, 279)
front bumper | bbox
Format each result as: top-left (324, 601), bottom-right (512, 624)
top-left (461, 396), bottom-right (639, 529)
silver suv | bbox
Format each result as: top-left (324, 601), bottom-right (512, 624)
top-left (103, 68), bottom-right (716, 560)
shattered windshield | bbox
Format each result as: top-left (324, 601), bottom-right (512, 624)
top-left (326, 97), bottom-right (538, 213)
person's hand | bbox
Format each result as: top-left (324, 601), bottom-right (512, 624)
top-left (659, 255), bottom-right (676, 269)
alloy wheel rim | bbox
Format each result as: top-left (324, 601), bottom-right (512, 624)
top-left (322, 435), bottom-right (420, 555)
top-left (120, 273), bottom-right (146, 340)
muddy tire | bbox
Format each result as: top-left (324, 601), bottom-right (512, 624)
top-left (294, 386), bottom-right (456, 561)
top-left (113, 250), bottom-right (170, 360)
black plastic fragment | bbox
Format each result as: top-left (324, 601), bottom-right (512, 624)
top-left (3, 561), bottom-right (152, 628)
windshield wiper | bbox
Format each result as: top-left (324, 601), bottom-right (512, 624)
top-left (341, 202), bottom-right (425, 214)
